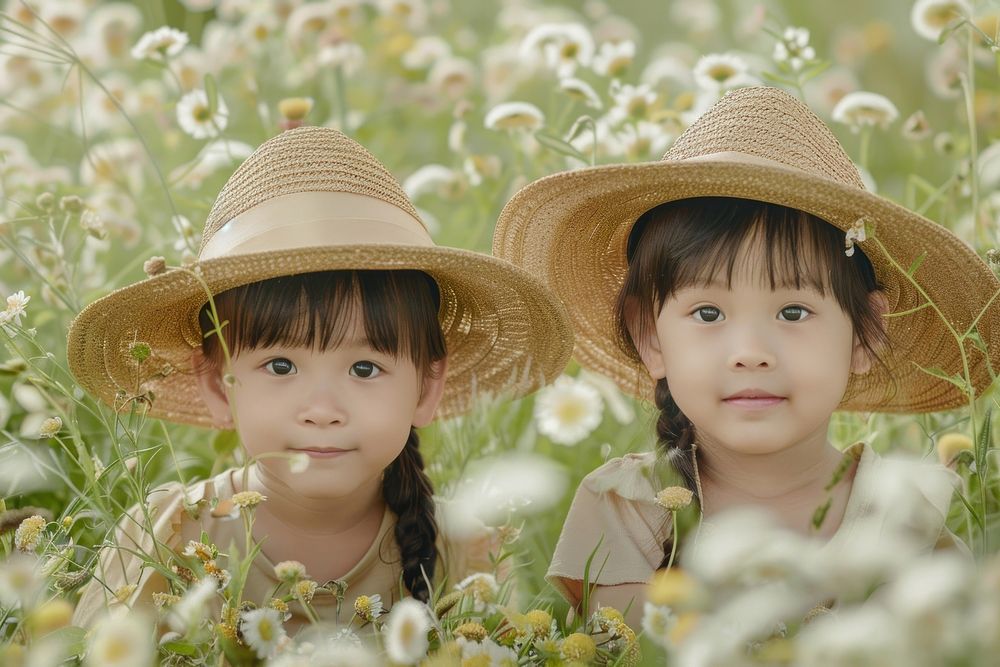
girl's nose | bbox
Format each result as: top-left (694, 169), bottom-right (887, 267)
top-left (726, 327), bottom-right (777, 370)
top-left (298, 386), bottom-right (347, 426)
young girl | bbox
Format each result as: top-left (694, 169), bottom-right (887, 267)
top-left (493, 86), bottom-right (999, 626)
top-left (68, 126), bottom-right (573, 632)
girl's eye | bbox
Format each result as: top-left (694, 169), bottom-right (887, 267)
top-left (264, 358), bottom-right (296, 376)
top-left (350, 361), bottom-right (382, 378)
top-left (693, 306), bottom-right (723, 323)
top-left (778, 306), bottom-right (810, 322)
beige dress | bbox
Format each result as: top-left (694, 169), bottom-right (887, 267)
top-left (546, 443), bottom-right (964, 604)
top-left (73, 466), bottom-right (498, 630)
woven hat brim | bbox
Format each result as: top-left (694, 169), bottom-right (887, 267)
top-left (68, 245), bottom-right (574, 426)
top-left (493, 159), bottom-right (1000, 413)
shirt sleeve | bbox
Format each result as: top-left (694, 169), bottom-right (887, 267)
top-left (72, 480), bottom-right (203, 627)
top-left (545, 453), bottom-right (670, 605)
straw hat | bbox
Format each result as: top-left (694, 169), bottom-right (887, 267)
top-left (493, 86), bottom-right (1000, 413)
top-left (68, 126), bottom-right (573, 426)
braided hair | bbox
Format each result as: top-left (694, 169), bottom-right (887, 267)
top-left (614, 198), bottom-right (887, 566)
top-left (199, 269), bottom-right (446, 601)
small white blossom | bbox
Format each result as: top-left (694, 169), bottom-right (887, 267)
top-left (318, 42), bottom-right (365, 76)
top-left (559, 77), bottom-right (602, 108)
top-left (176, 89), bottom-right (229, 139)
top-left (384, 598), bottom-right (431, 664)
top-left (534, 376), bottom-right (604, 445)
top-left (484, 102), bottom-right (545, 132)
top-left (131, 26), bottom-right (189, 60)
top-left (831, 91), bottom-right (899, 132)
top-left (692, 53), bottom-right (755, 92)
top-left (911, 0), bottom-right (971, 42)
top-left (85, 613), bottom-right (155, 667)
top-left (773, 26), bottom-right (816, 72)
top-left (592, 39), bottom-right (636, 78)
top-left (2, 290), bottom-right (30, 326)
top-left (520, 23), bottom-right (595, 78)
top-left (845, 219), bottom-right (867, 257)
top-left (240, 607), bottom-right (287, 659)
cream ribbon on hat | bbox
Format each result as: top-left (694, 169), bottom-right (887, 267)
top-left (200, 191), bottom-right (434, 261)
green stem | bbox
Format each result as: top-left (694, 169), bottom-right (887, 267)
top-left (666, 512), bottom-right (679, 570)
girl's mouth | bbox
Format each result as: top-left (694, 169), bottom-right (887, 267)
top-left (290, 448), bottom-right (354, 458)
top-left (723, 389), bottom-right (785, 409)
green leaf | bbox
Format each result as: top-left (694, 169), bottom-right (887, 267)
top-left (912, 364), bottom-right (972, 394)
top-left (534, 130), bottom-right (588, 163)
top-left (964, 329), bottom-right (988, 354)
top-left (162, 641), bottom-right (198, 656)
top-left (906, 251), bottom-right (928, 277)
top-left (566, 115), bottom-right (596, 141)
top-left (976, 407), bottom-right (992, 476)
top-left (212, 429), bottom-right (239, 458)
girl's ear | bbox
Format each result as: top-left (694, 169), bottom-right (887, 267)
top-left (413, 358), bottom-right (447, 428)
top-left (191, 349), bottom-right (235, 429)
top-left (625, 297), bottom-right (667, 379)
top-left (850, 290), bottom-right (890, 375)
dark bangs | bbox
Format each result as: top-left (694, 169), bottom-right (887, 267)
top-left (199, 270), bottom-right (446, 373)
top-left (615, 197), bottom-right (886, 364)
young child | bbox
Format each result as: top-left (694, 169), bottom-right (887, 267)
top-left (68, 126), bottom-right (573, 632)
top-left (493, 86), bottom-right (999, 626)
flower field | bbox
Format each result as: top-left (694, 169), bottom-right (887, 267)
top-left (1, 0), bottom-right (999, 665)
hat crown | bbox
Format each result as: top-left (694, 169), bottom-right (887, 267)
top-left (662, 86), bottom-right (866, 190)
top-left (198, 126), bottom-right (424, 255)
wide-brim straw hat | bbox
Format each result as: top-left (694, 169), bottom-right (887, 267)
top-left (493, 86), bottom-right (1000, 413)
top-left (68, 126), bottom-right (573, 426)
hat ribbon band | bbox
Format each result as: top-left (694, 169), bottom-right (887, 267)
top-left (199, 191), bottom-right (433, 261)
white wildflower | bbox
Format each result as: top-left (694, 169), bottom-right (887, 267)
top-left (559, 77), bottom-right (602, 108)
top-left (439, 453), bottom-right (567, 538)
top-left (318, 42), bottom-right (365, 76)
top-left (402, 36), bottom-right (451, 70)
top-left (240, 607), bottom-right (287, 659)
top-left (831, 91), bottom-right (899, 131)
top-left (692, 53), bottom-right (755, 92)
top-left (520, 23), bottom-right (595, 78)
top-left (484, 102), bottom-right (545, 132)
top-left (428, 57), bottom-right (476, 99)
top-left (455, 573), bottom-right (500, 614)
top-left (2, 291), bottom-right (30, 326)
top-left (84, 613), bottom-right (155, 667)
top-left (911, 0), bottom-right (970, 42)
top-left (844, 219), bottom-right (867, 257)
top-left (461, 638), bottom-right (518, 664)
top-left (403, 165), bottom-right (465, 200)
top-left (375, 0), bottom-right (428, 30)
top-left (37, 416), bottom-right (62, 439)
top-left (131, 26), bottom-right (189, 60)
top-left (176, 89), bottom-right (229, 140)
top-left (592, 39), bottom-right (636, 78)
top-left (797, 605), bottom-right (907, 666)
top-left (534, 376), bottom-right (604, 445)
top-left (167, 577), bottom-right (218, 633)
top-left (642, 602), bottom-right (676, 647)
top-left (353, 593), bottom-right (384, 622)
top-left (773, 26), bottom-right (816, 72)
top-left (288, 452), bottom-right (310, 474)
top-left (384, 598), bottom-right (431, 664)
top-left (616, 120), bottom-right (673, 160)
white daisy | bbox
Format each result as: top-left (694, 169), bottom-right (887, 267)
top-left (86, 3), bottom-right (143, 62)
top-left (692, 53), bottom-right (755, 92)
top-left (384, 598), bottom-right (431, 664)
top-left (167, 577), bottom-right (218, 633)
top-left (0, 553), bottom-right (44, 610)
top-left (559, 77), bottom-right (602, 108)
top-left (520, 23), bottom-right (595, 78)
top-left (455, 573), bottom-right (500, 613)
top-left (534, 375), bottom-right (604, 446)
top-left (606, 81), bottom-right (658, 125)
top-left (831, 91), bottom-right (899, 131)
top-left (592, 39), bottom-right (636, 78)
top-left (461, 638), bottom-right (518, 665)
top-left (402, 36), bottom-right (451, 70)
top-left (428, 56), bottom-right (476, 99)
top-left (911, 0), bottom-right (970, 42)
top-left (616, 121), bottom-right (673, 160)
top-left (84, 613), bottom-right (155, 667)
top-left (176, 88), bottom-right (229, 139)
top-left (484, 101), bottom-right (545, 132)
top-left (240, 607), bottom-right (287, 659)
top-left (642, 602), bottom-right (676, 647)
top-left (375, 0), bottom-right (429, 30)
top-left (318, 42), bottom-right (365, 76)
top-left (131, 26), bottom-right (189, 60)
top-left (2, 290), bottom-right (30, 326)
top-left (403, 165), bottom-right (465, 200)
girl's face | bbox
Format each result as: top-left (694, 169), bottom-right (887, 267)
top-left (636, 251), bottom-right (874, 457)
top-left (196, 320), bottom-right (446, 500)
